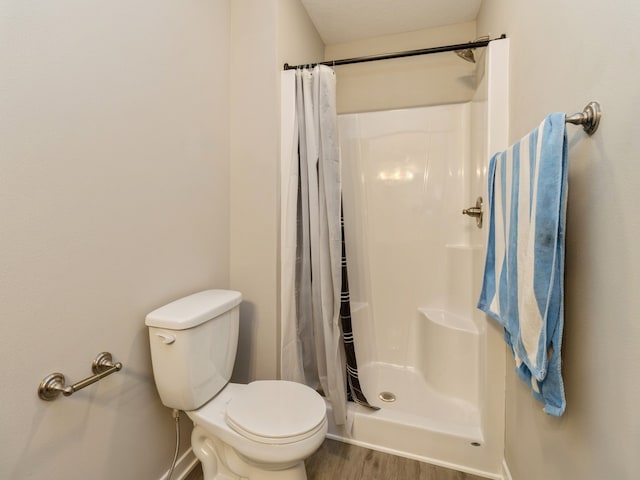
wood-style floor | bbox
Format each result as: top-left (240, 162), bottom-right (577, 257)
top-left (185, 438), bottom-right (487, 480)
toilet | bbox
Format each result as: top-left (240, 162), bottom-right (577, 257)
top-left (145, 290), bottom-right (327, 480)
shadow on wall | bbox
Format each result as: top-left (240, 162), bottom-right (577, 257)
top-left (11, 400), bottom-right (90, 479)
top-left (104, 326), bottom-right (185, 478)
top-left (232, 302), bottom-right (256, 384)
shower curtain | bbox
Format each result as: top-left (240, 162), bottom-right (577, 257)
top-left (280, 66), bottom-right (373, 426)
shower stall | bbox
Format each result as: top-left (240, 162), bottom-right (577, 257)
top-left (281, 38), bottom-right (509, 479)
top-left (329, 40), bottom-right (507, 478)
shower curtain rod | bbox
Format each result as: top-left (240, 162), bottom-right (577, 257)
top-left (283, 34), bottom-right (506, 70)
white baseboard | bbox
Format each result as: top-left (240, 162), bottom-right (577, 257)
top-left (159, 448), bottom-right (198, 480)
top-left (501, 459), bottom-right (513, 480)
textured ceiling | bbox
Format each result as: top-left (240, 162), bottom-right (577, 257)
top-left (300, 0), bottom-right (482, 44)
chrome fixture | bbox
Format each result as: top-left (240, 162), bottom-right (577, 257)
top-left (455, 48), bottom-right (476, 63)
top-left (38, 352), bottom-right (123, 401)
top-left (565, 101), bottom-right (602, 135)
top-left (378, 391), bottom-right (396, 403)
top-left (463, 197), bottom-right (483, 229)
top-left (454, 36), bottom-right (490, 64)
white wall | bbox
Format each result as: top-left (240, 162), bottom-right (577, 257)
top-left (0, 1), bottom-right (230, 479)
top-left (325, 22), bottom-right (477, 114)
top-left (230, 0), bottom-right (324, 382)
top-left (478, 2), bottom-right (640, 478)
top-left (339, 105), bottom-right (474, 367)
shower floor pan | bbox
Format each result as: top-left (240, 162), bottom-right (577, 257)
top-left (324, 363), bottom-right (499, 479)
top-left (360, 362), bottom-right (480, 436)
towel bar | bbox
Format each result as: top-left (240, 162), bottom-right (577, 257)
top-left (565, 101), bottom-right (601, 135)
top-left (38, 352), bottom-right (122, 401)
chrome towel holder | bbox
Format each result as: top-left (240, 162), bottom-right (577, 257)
top-left (462, 101), bottom-right (602, 229)
top-left (38, 352), bottom-right (122, 401)
top-left (565, 101), bottom-right (601, 135)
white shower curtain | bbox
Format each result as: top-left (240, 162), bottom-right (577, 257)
top-left (280, 65), bottom-right (348, 425)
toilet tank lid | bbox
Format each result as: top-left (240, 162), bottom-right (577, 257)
top-left (145, 290), bottom-right (242, 330)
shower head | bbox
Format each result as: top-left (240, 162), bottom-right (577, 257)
top-left (455, 48), bottom-right (476, 63)
top-left (453, 36), bottom-right (489, 64)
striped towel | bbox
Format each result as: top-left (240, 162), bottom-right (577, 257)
top-left (478, 113), bottom-right (568, 416)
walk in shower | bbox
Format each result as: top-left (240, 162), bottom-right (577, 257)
top-left (324, 40), bottom-right (509, 479)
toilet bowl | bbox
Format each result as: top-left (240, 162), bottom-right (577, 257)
top-left (145, 290), bottom-right (328, 480)
top-left (188, 382), bottom-right (327, 479)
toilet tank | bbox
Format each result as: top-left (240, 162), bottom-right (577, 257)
top-left (145, 290), bottom-right (242, 411)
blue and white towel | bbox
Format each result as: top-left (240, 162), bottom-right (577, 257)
top-left (478, 112), bottom-right (568, 416)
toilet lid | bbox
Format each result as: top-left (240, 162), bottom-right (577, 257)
top-left (225, 381), bottom-right (326, 444)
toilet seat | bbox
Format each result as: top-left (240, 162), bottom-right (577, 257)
top-left (225, 381), bottom-right (327, 445)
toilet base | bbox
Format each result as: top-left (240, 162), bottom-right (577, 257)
top-left (192, 425), bottom-right (308, 480)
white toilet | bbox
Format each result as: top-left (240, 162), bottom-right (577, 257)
top-left (145, 290), bottom-right (327, 480)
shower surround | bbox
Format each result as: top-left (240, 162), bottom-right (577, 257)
top-left (325, 40), bottom-right (509, 479)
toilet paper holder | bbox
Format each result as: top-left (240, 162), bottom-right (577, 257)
top-left (38, 352), bottom-right (123, 401)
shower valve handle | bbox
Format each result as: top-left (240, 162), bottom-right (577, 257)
top-left (462, 206), bottom-right (482, 216)
top-left (462, 197), bottom-right (483, 229)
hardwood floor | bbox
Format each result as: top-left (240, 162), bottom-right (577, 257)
top-left (305, 439), bottom-right (487, 480)
top-left (185, 438), bottom-right (487, 480)
top-left (185, 464), bottom-right (203, 480)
